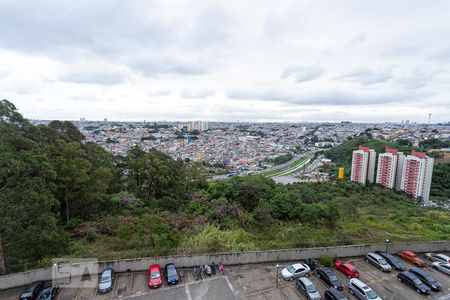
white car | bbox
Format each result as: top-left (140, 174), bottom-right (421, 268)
top-left (432, 262), bottom-right (450, 275)
top-left (281, 263), bottom-right (311, 280)
top-left (424, 253), bottom-right (450, 263)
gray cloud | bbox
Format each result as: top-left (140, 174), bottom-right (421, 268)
top-left (130, 58), bottom-right (208, 77)
top-left (147, 89), bottom-right (171, 97)
top-left (226, 88), bottom-right (425, 106)
top-left (281, 64), bottom-right (324, 83)
top-left (344, 33), bottom-right (367, 48)
top-left (181, 89), bottom-right (215, 99)
top-left (59, 65), bottom-right (126, 85)
top-left (335, 68), bottom-right (393, 85)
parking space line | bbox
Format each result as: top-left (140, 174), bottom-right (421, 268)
top-left (185, 284), bottom-right (192, 300)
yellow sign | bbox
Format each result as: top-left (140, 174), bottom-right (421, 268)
top-left (338, 167), bottom-right (344, 180)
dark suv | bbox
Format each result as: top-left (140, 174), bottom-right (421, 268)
top-left (324, 288), bottom-right (348, 300)
top-left (317, 268), bottom-right (343, 291)
top-left (397, 271), bottom-right (431, 295)
top-left (19, 281), bottom-right (45, 300)
top-left (375, 251), bottom-right (405, 271)
top-left (409, 267), bottom-right (442, 291)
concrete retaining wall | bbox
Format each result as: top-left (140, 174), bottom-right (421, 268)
top-left (1, 240), bottom-right (449, 290)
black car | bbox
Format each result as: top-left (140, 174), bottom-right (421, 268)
top-left (165, 263), bottom-right (179, 285)
top-left (19, 281), bottom-right (45, 300)
top-left (410, 267), bottom-right (442, 291)
top-left (324, 287), bottom-right (349, 300)
top-left (317, 268), bottom-right (343, 291)
top-left (375, 251), bottom-right (406, 271)
top-left (397, 271), bottom-right (431, 295)
top-left (37, 286), bottom-right (59, 300)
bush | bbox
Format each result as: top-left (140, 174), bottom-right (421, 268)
top-left (319, 255), bottom-right (336, 267)
top-left (85, 228), bottom-right (98, 243)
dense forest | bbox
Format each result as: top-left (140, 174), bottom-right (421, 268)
top-left (1, 100), bottom-right (449, 275)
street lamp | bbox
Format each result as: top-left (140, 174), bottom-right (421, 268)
top-left (385, 238), bottom-right (390, 254)
top-left (276, 264), bottom-right (280, 288)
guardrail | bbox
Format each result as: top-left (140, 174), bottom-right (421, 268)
top-left (1, 240), bottom-right (449, 290)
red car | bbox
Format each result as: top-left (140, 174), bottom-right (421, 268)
top-left (148, 264), bottom-right (162, 288)
top-left (398, 251), bottom-right (426, 267)
top-left (334, 260), bottom-right (360, 278)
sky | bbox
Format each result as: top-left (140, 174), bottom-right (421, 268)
top-left (1, 0), bottom-right (450, 123)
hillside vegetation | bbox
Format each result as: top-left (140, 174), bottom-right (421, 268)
top-left (1, 100), bottom-right (449, 274)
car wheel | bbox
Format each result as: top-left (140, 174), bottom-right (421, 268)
top-left (317, 274), bottom-right (321, 278)
top-left (349, 289), bottom-right (354, 295)
top-left (289, 277), bottom-right (293, 281)
top-left (433, 266), bottom-right (438, 270)
top-left (398, 277), bottom-right (402, 282)
top-left (305, 273), bottom-right (309, 277)
top-left (416, 289), bottom-right (421, 294)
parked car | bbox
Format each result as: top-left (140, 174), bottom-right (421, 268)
top-left (98, 268), bottom-right (115, 294)
top-left (397, 271), bottom-right (431, 295)
top-left (432, 262), bottom-right (450, 275)
top-left (317, 268), bottom-right (343, 290)
top-left (148, 264), bottom-right (162, 288)
top-left (37, 286), bottom-right (59, 300)
top-left (365, 253), bottom-right (392, 272)
top-left (375, 251), bottom-right (405, 271)
top-left (398, 251), bottom-right (426, 267)
top-left (19, 281), bottom-right (45, 300)
top-left (334, 260), bottom-right (359, 278)
top-left (324, 288), bottom-right (348, 300)
top-left (424, 253), bottom-right (450, 263)
top-left (347, 278), bottom-right (381, 300)
top-left (281, 263), bottom-right (311, 281)
top-left (164, 263), bottom-right (179, 285)
top-left (409, 267), bottom-right (442, 291)
top-left (296, 277), bottom-right (321, 300)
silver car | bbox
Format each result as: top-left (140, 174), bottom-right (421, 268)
top-left (281, 263), bottom-right (311, 281)
top-left (98, 268), bottom-right (114, 294)
top-left (296, 277), bottom-right (321, 300)
top-left (424, 253), bottom-right (450, 263)
top-left (348, 278), bottom-right (382, 300)
top-left (365, 253), bottom-right (392, 272)
top-left (432, 262), bottom-right (450, 275)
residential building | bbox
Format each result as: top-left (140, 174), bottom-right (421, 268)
top-left (376, 147), bottom-right (399, 189)
top-left (351, 146), bottom-right (376, 184)
top-left (400, 150), bottom-right (434, 205)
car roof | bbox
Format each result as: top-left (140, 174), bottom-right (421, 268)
top-left (368, 252), bottom-right (383, 259)
top-left (349, 278), bottom-right (366, 287)
top-left (402, 271), bottom-right (419, 280)
top-left (149, 264), bottom-right (160, 271)
top-left (410, 267), bottom-right (432, 278)
top-left (402, 250), bottom-right (416, 255)
top-left (292, 263), bottom-right (308, 269)
top-left (342, 263), bottom-right (357, 270)
top-left (319, 267), bottom-right (334, 275)
top-left (165, 263), bottom-right (176, 268)
top-left (328, 287), bottom-right (345, 297)
top-left (299, 276), bottom-right (313, 285)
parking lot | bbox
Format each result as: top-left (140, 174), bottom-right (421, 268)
top-left (1, 253), bottom-right (450, 299)
top-left (229, 257), bottom-right (450, 300)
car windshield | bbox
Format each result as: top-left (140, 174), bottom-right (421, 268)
top-left (167, 266), bottom-right (177, 277)
top-left (21, 292), bottom-right (32, 297)
top-left (151, 272), bottom-right (160, 279)
top-left (100, 276), bottom-right (111, 283)
top-left (412, 278), bottom-right (422, 285)
top-left (425, 276), bottom-right (436, 283)
top-left (306, 284), bottom-right (317, 293)
top-left (287, 265), bottom-right (295, 273)
top-left (38, 291), bottom-right (50, 300)
top-left (353, 269), bottom-right (359, 274)
top-left (379, 258), bottom-right (388, 265)
top-left (329, 275), bottom-right (338, 281)
top-left (366, 290), bottom-right (378, 299)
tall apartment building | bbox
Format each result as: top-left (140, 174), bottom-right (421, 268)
top-left (376, 147), bottom-right (399, 189)
top-left (400, 150), bottom-right (434, 205)
top-left (187, 121), bottom-right (210, 132)
top-left (350, 146), bottom-right (376, 184)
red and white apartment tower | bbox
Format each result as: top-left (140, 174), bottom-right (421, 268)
top-left (376, 147), bottom-right (404, 189)
top-left (350, 146), bottom-right (376, 184)
top-left (400, 150), bottom-right (434, 205)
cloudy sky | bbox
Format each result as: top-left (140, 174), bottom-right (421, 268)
top-left (1, 0), bottom-right (450, 122)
